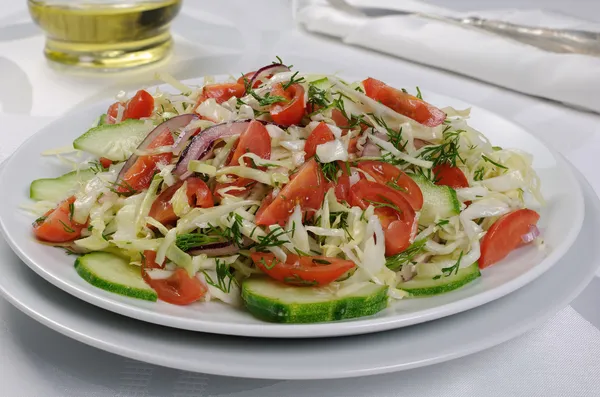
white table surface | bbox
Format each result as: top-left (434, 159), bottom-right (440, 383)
top-left (1, 0), bottom-right (600, 395)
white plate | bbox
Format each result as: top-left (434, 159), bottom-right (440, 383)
top-left (0, 162), bottom-right (597, 379)
top-left (0, 77), bottom-right (585, 338)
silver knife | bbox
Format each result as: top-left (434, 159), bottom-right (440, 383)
top-left (327, 0), bottom-right (600, 57)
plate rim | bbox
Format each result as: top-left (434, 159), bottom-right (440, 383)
top-left (0, 162), bottom-right (596, 379)
top-left (0, 80), bottom-right (586, 338)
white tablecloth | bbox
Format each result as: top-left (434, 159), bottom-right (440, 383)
top-left (1, 0), bottom-right (600, 395)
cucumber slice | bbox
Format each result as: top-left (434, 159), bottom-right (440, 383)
top-left (74, 252), bottom-right (157, 301)
top-left (98, 113), bottom-right (108, 126)
top-left (242, 278), bottom-right (388, 323)
top-left (411, 174), bottom-right (460, 225)
top-left (397, 261), bottom-right (480, 296)
top-left (30, 169), bottom-right (96, 202)
top-left (73, 119), bottom-right (154, 162)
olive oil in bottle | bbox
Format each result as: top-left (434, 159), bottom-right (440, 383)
top-left (28, 0), bottom-right (182, 70)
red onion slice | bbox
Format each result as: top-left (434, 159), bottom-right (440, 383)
top-left (521, 224), bottom-right (540, 243)
top-left (171, 114), bottom-right (200, 155)
top-left (249, 63), bottom-right (291, 88)
top-left (361, 143), bottom-right (381, 157)
top-left (414, 138), bottom-right (433, 150)
top-left (188, 241), bottom-right (240, 257)
top-left (116, 114), bottom-right (197, 186)
top-left (174, 120), bottom-right (255, 177)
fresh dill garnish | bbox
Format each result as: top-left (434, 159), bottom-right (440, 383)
top-left (272, 56), bottom-right (292, 68)
top-left (482, 155), bottom-right (508, 170)
top-left (365, 197), bottom-right (402, 213)
top-left (329, 211), bottom-right (352, 240)
top-left (418, 127), bottom-right (465, 168)
top-left (243, 77), bottom-right (287, 106)
top-left (253, 226), bottom-right (291, 252)
top-left (63, 247), bottom-right (80, 256)
top-left (312, 258), bottom-right (331, 265)
top-left (315, 154), bottom-right (340, 183)
top-left (108, 180), bottom-right (138, 196)
top-left (175, 233), bottom-right (222, 251)
top-left (354, 85), bottom-right (365, 93)
top-left (259, 256), bottom-right (275, 270)
top-left (68, 203), bottom-right (75, 221)
top-left (474, 166), bottom-right (485, 181)
top-left (88, 160), bottom-right (107, 173)
top-left (307, 83), bottom-right (329, 109)
top-left (59, 220), bottom-right (75, 233)
top-left (385, 239), bottom-right (426, 271)
top-left (441, 251), bottom-right (464, 276)
top-left (435, 219), bottom-right (449, 227)
top-left (386, 175), bottom-right (408, 192)
top-left (415, 86), bottom-right (423, 100)
top-left (282, 71), bottom-right (305, 90)
top-left (203, 259), bottom-right (237, 293)
top-left (34, 215), bottom-right (47, 225)
top-left (294, 248), bottom-right (312, 257)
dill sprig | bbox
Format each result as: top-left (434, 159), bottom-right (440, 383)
top-left (474, 166), bottom-right (485, 181)
top-left (385, 239), bottom-right (426, 271)
top-left (175, 233), bottom-right (222, 252)
top-left (243, 77), bottom-right (287, 107)
top-left (253, 226), bottom-right (292, 252)
top-left (418, 127), bottom-right (465, 168)
top-left (203, 259), bottom-right (237, 293)
top-left (307, 83), bottom-right (329, 110)
top-left (482, 155), bottom-right (508, 170)
top-left (435, 251), bottom-right (464, 279)
top-left (282, 71), bottom-right (305, 90)
top-left (88, 160), bottom-right (107, 174)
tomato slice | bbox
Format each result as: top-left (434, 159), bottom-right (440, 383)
top-left (255, 158), bottom-right (325, 226)
top-left (304, 122), bottom-right (335, 159)
top-left (33, 196), bottom-right (86, 243)
top-left (479, 209), bottom-right (540, 269)
top-left (106, 102), bottom-right (122, 124)
top-left (123, 90), bottom-right (154, 120)
top-left (363, 78), bottom-right (445, 127)
top-left (251, 252), bottom-right (355, 287)
top-left (196, 83), bottom-right (246, 106)
top-left (149, 177), bottom-right (214, 226)
top-left (214, 120), bottom-right (272, 197)
top-left (433, 164), bottom-right (469, 189)
top-left (270, 83), bottom-right (306, 126)
top-left (355, 160), bottom-right (423, 211)
top-left (349, 179), bottom-right (416, 255)
top-left (142, 251), bottom-right (207, 305)
top-left (117, 129), bottom-right (174, 194)
top-left (99, 157), bottom-right (112, 169)
top-left (237, 71), bottom-right (267, 89)
top-left (106, 89), bottom-right (154, 125)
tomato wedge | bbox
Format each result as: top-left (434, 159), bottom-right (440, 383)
top-left (142, 250), bottom-right (207, 305)
top-left (304, 122), bottom-right (335, 159)
top-left (33, 196), bottom-right (86, 243)
top-left (117, 129), bottom-right (174, 194)
top-left (349, 179), bottom-right (416, 255)
top-left (255, 158), bottom-right (325, 226)
top-left (270, 83), bottom-right (306, 126)
top-left (99, 157), bottom-right (112, 169)
top-left (251, 252), bottom-right (355, 287)
top-left (355, 160), bottom-right (423, 211)
top-left (107, 90), bottom-right (154, 124)
top-left (479, 209), bottom-right (540, 269)
top-left (196, 82), bottom-right (246, 106)
top-left (433, 164), bottom-right (469, 189)
top-left (214, 120), bottom-right (271, 197)
top-left (149, 177), bottom-right (214, 226)
top-left (363, 78), bottom-right (445, 127)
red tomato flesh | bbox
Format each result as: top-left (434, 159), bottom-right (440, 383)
top-left (479, 209), bottom-right (540, 269)
top-left (196, 83), bottom-right (246, 106)
top-left (117, 129), bottom-right (174, 194)
top-left (142, 251), bottom-right (207, 305)
top-left (33, 196), bottom-right (86, 243)
top-left (255, 158), bottom-right (325, 226)
top-left (251, 252), bottom-right (356, 287)
top-left (304, 122), bottom-right (335, 159)
top-left (106, 90), bottom-right (154, 124)
top-left (149, 177), bottom-right (214, 226)
top-left (433, 164), bottom-right (469, 189)
top-left (355, 160), bottom-right (424, 211)
top-left (214, 120), bottom-right (272, 197)
top-left (349, 179), bottom-right (416, 256)
top-left (270, 83), bottom-right (306, 126)
top-left (363, 78), bottom-right (445, 127)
